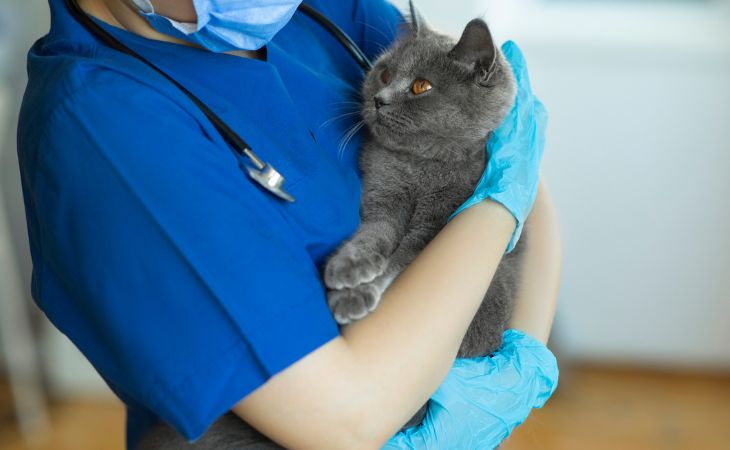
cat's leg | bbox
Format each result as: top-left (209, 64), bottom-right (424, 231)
top-left (324, 217), bottom-right (410, 325)
top-left (327, 276), bottom-right (387, 324)
top-left (328, 222), bottom-right (440, 324)
top-left (324, 191), bottom-right (412, 290)
top-left (324, 220), bottom-right (401, 290)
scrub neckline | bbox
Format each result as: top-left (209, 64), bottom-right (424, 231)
top-left (87, 13), bottom-right (281, 73)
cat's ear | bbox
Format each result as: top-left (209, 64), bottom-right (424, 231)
top-left (448, 19), bottom-right (497, 86)
top-left (406, 0), bottom-right (428, 35)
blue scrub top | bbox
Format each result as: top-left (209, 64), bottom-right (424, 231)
top-left (17, 0), bottom-right (402, 447)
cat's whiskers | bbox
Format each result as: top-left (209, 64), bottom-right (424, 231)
top-left (327, 99), bottom-right (364, 111)
top-left (356, 21), bottom-right (392, 45)
top-left (319, 110), bottom-right (362, 129)
top-left (336, 84), bottom-right (365, 100)
top-left (330, 100), bottom-right (362, 106)
top-left (338, 120), bottom-right (365, 160)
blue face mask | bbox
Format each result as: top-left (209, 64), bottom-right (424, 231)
top-left (131, 0), bottom-right (303, 52)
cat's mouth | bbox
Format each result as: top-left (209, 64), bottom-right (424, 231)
top-left (369, 105), bottom-right (392, 124)
top-left (362, 105), bottom-right (410, 140)
top-left (372, 115), bottom-right (396, 133)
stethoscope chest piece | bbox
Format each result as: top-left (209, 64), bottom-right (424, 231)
top-left (65, 0), bottom-right (367, 204)
top-left (245, 163), bottom-right (296, 202)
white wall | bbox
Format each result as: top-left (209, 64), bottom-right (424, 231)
top-left (1, 0), bottom-right (729, 399)
top-left (419, 0), bottom-right (730, 369)
top-left (1, 0), bottom-right (110, 397)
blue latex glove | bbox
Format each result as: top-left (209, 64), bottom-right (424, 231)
top-left (382, 330), bottom-right (558, 450)
top-left (449, 41), bottom-right (548, 253)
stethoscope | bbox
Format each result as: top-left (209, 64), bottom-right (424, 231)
top-left (65, 0), bottom-right (374, 203)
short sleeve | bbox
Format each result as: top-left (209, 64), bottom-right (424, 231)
top-left (27, 72), bottom-right (340, 440)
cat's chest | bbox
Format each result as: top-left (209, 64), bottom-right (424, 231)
top-left (412, 158), bottom-right (483, 192)
top-left (361, 147), bottom-right (484, 195)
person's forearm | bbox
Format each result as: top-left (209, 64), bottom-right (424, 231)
top-left (233, 200), bottom-right (515, 450)
top-left (509, 182), bottom-right (561, 343)
top-left (340, 199), bottom-right (516, 445)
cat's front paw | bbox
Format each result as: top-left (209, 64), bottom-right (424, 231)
top-left (324, 245), bottom-right (388, 290)
top-left (327, 283), bottom-right (382, 325)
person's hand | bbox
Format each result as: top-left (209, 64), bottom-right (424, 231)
top-left (449, 41), bottom-right (548, 253)
top-left (382, 329), bottom-right (558, 450)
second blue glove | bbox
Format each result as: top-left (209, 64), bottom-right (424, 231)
top-left (449, 41), bottom-right (548, 253)
top-left (383, 329), bottom-right (559, 449)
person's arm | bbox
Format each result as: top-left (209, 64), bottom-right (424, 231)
top-left (234, 38), bottom-right (553, 450)
top-left (233, 200), bottom-right (516, 450)
top-left (234, 184), bottom-right (563, 450)
top-left (378, 182), bottom-right (561, 450)
top-left (233, 184), bottom-right (562, 450)
top-left (509, 181), bottom-right (561, 344)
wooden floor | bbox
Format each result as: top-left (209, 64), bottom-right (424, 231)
top-left (0, 399), bottom-right (124, 450)
top-left (502, 366), bottom-right (730, 450)
top-left (1, 366), bottom-right (728, 450)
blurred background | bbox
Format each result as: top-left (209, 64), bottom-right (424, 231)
top-left (1, 0), bottom-right (729, 449)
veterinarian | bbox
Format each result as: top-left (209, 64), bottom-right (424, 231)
top-left (16, 0), bottom-right (561, 448)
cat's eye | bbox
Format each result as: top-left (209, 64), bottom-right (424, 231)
top-left (411, 79), bottom-right (432, 95)
top-left (380, 68), bottom-right (391, 84)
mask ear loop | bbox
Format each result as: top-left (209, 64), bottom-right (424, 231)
top-left (477, 45), bottom-right (498, 87)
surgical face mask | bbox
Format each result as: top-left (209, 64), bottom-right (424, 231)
top-left (130, 0), bottom-right (303, 52)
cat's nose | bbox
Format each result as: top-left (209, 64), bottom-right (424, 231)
top-left (374, 95), bottom-right (390, 109)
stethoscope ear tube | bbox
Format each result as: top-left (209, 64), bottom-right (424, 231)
top-left (296, 3), bottom-right (373, 71)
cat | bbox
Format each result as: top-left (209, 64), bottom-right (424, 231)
top-left (137, 7), bottom-right (524, 450)
top-left (321, 3), bottom-right (523, 430)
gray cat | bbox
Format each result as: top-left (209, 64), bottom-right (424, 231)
top-left (324, 10), bottom-right (522, 357)
top-left (138, 8), bottom-right (523, 450)
top-left (322, 6), bottom-right (523, 432)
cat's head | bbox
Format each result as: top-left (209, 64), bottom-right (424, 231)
top-left (361, 8), bottom-right (516, 156)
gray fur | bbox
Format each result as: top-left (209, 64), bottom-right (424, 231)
top-left (324, 13), bottom-right (523, 431)
top-left (137, 413), bottom-right (283, 450)
top-left (324, 17), bottom-right (521, 357)
top-left (137, 12), bottom-right (523, 450)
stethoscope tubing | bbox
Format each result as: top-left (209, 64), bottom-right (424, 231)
top-left (297, 3), bottom-right (373, 72)
top-left (63, 0), bottom-right (373, 202)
